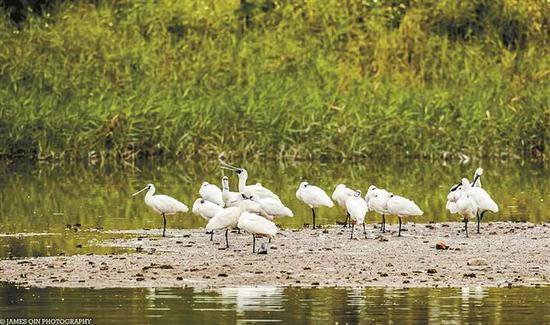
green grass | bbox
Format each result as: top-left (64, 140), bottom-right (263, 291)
top-left (0, 0), bottom-right (548, 162)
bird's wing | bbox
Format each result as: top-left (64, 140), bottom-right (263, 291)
top-left (247, 185), bottom-right (280, 200)
top-left (388, 196), bottom-right (423, 216)
top-left (200, 185), bottom-right (225, 206)
top-left (303, 186), bottom-right (334, 207)
top-left (206, 207), bottom-right (241, 230)
top-left (260, 198), bottom-right (293, 217)
top-left (151, 195), bottom-right (188, 214)
top-left (239, 214), bottom-right (278, 237)
top-left (469, 188), bottom-right (498, 212)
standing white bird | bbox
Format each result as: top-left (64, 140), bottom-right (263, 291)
top-left (192, 198), bottom-right (224, 240)
top-left (345, 190), bottom-right (369, 239)
top-left (332, 184), bottom-right (356, 227)
top-left (461, 177), bottom-right (498, 234)
top-left (132, 184), bottom-right (188, 237)
top-left (296, 182), bottom-right (334, 229)
top-left (205, 206), bottom-right (242, 248)
top-left (219, 161), bottom-right (281, 201)
top-left (221, 176), bottom-right (243, 207)
top-left (365, 185), bottom-right (392, 233)
top-left (199, 182), bottom-right (225, 207)
top-left (455, 179), bottom-right (479, 237)
top-left (385, 194), bottom-right (423, 236)
top-left (237, 211), bottom-right (278, 253)
top-left (249, 194), bottom-right (293, 219)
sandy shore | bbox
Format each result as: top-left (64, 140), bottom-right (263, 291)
top-left (1, 222), bottom-right (549, 289)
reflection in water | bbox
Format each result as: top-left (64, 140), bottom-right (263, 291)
top-left (0, 160), bottom-right (547, 258)
top-left (219, 286), bottom-right (283, 315)
top-left (0, 286), bottom-right (549, 324)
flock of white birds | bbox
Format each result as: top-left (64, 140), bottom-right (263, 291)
top-left (132, 162), bottom-right (499, 252)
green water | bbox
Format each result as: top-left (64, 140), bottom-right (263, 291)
top-left (0, 285), bottom-right (549, 324)
top-left (0, 160), bottom-right (547, 258)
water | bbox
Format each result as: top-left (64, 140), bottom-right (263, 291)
top-left (1, 285), bottom-right (549, 324)
top-left (0, 160), bottom-right (547, 258)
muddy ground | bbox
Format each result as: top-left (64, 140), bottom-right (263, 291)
top-left (0, 221), bottom-right (549, 289)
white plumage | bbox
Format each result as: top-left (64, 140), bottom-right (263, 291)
top-left (205, 206), bottom-right (242, 248)
top-left (296, 182), bottom-right (333, 229)
top-left (192, 198), bottom-right (224, 221)
top-left (365, 185), bottom-right (392, 233)
top-left (455, 181), bottom-right (479, 237)
top-left (199, 182), bottom-right (225, 207)
top-left (237, 211), bottom-right (278, 253)
top-left (234, 169), bottom-right (280, 200)
top-left (385, 194), bottom-right (423, 236)
top-left (132, 183), bottom-right (188, 237)
top-left (221, 176), bottom-right (243, 207)
top-left (332, 184), bottom-right (356, 226)
top-left (345, 190), bottom-right (369, 239)
top-left (249, 194), bottom-right (293, 219)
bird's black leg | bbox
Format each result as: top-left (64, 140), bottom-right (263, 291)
top-left (382, 215), bottom-right (386, 233)
top-left (464, 218), bottom-right (469, 238)
top-left (225, 229), bottom-right (229, 248)
top-left (398, 217), bottom-right (402, 237)
top-left (210, 231), bottom-right (214, 241)
top-left (237, 227), bottom-right (241, 234)
top-left (312, 208), bottom-right (316, 229)
top-left (350, 223), bottom-right (354, 239)
top-left (363, 223), bottom-right (367, 239)
top-left (269, 238), bottom-right (272, 243)
top-left (162, 213), bottom-right (167, 237)
top-left (252, 234), bottom-right (256, 253)
top-left (343, 212), bottom-right (349, 228)
top-left (477, 211), bottom-right (486, 234)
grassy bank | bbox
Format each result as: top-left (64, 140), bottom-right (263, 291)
top-left (0, 0), bottom-right (548, 162)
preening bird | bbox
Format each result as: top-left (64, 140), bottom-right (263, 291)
top-left (221, 176), bottom-right (243, 207)
top-left (237, 211), bottom-right (278, 253)
top-left (132, 184), bottom-right (188, 237)
top-left (365, 185), bottom-right (392, 233)
top-left (205, 206), bottom-right (242, 248)
top-left (199, 182), bottom-right (225, 207)
top-left (296, 182), bottom-right (334, 229)
top-left (345, 190), bottom-right (369, 239)
top-left (385, 194), bottom-right (423, 236)
top-left (249, 194), bottom-right (293, 220)
top-left (332, 184), bottom-right (356, 227)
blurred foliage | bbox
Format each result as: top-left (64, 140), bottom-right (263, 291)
top-left (0, 0), bottom-right (548, 163)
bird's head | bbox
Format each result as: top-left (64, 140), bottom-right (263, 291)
top-left (299, 181), bottom-right (309, 189)
top-left (201, 181), bottom-right (209, 188)
top-left (354, 190), bottom-right (362, 197)
top-left (132, 183), bottom-right (154, 197)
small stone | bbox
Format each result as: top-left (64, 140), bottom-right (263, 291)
top-left (311, 282), bottom-right (320, 286)
top-left (257, 243), bottom-right (269, 254)
top-left (436, 242), bottom-right (449, 250)
top-left (427, 269), bottom-right (437, 274)
top-left (467, 258), bottom-right (488, 267)
top-left (176, 277), bottom-right (183, 280)
top-left (76, 244), bottom-right (82, 248)
top-left (218, 273), bottom-right (228, 277)
top-left (463, 273), bottom-right (477, 278)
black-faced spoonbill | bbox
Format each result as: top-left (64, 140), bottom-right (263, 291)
top-left (365, 185), bottom-right (392, 233)
top-left (192, 198), bottom-right (224, 240)
top-left (206, 206), bottom-right (243, 248)
top-left (385, 194), bottom-right (423, 236)
top-left (460, 177), bottom-right (498, 234)
top-left (132, 184), bottom-right (188, 237)
top-left (199, 182), bottom-right (225, 207)
top-left (237, 211), bottom-right (278, 253)
top-left (332, 184), bottom-right (355, 227)
top-left (345, 190), bottom-right (369, 239)
top-left (296, 182), bottom-right (334, 229)
top-left (248, 194), bottom-right (293, 220)
top-left (221, 176), bottom-right (244, 207)
top-left (219, 161), bottom-right (280, 200)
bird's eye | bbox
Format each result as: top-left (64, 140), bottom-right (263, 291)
top-left (200, 199), bottom-right (205, 204)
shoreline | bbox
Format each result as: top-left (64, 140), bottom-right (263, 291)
top-left (0, 222), bottom-right (549, 289)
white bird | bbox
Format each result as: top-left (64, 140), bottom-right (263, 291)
top-left (205, 206), bottom-right (242, 248)
top-left (199, 182), bottom-right (225, 207)
top-left (192, 198), bottom-right (224, 221)
top-left (332, 184), bottom-right (356, 227)
top-left (385, 194), bottom-right (423, 236)
top-left (461, 177), bottom-right (498, 234)
top-left (132, 184), bottom-right (188, 237)
top-left (249, 194), bottom-right (293, 219)
top-left (221, 176), bottom-right (243, 207)
top-left (345, 190), bottom-right (369, 239)
top-left (296, 182), bottom-right (334, 229)
top-left (455, 179), bottom-right (480, 237)
top-left (237, 211), bottom-right (278, 253)
top-left (471, 167), bottom-right (483, 188)
top-left (219, 161), bottom-right (280, 201)
top-left (365, 185), bottom-right (392, 233)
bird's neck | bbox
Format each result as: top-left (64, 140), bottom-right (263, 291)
top-left (144, 187), bottom-right (155, 202)
top-left (238, 175), bottom-right (247, 192)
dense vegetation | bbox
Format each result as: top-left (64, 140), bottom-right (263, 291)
top-left (0, 0), bottom-right (548, 162)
